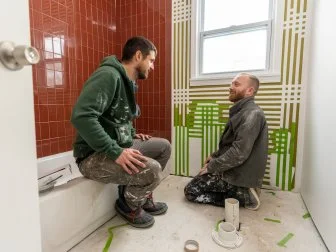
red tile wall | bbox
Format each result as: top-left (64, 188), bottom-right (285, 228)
top-left (29, 0), bottom-right (171, 158)
top-left (115, 0), bottom-right (172, 141)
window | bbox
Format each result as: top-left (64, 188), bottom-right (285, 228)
top-left (44, 36), bottom-right (65, 87)
top-left (191, 0), bottom-right (283, 85)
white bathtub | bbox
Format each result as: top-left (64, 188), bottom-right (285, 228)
top-left (38, 151), bottom-right (172, 251)
top-left (38, 151), bottom-right (118, 252)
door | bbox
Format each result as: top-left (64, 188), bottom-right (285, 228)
top-left (0, 0), bottom-right (42, 251)
top-left (301, 1), bottom-right (336, 251)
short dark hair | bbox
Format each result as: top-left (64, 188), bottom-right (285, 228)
top-left (121, 36), bottom-right (157, 62)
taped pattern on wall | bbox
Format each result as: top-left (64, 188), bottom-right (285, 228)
top-left (172, 0), bottom-right (308, 191)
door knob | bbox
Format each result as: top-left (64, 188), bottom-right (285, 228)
top-left (0, 41), bottom-right (40, 71)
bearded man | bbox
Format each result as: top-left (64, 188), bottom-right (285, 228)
top-left (71, 37), bottom-right (171, 228)
top-left (184, 73), bottom-right (268, 211)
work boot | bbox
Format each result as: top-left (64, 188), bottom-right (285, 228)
top-left (115, 198), bottom-right (154, 228)
top-left (142, 193), bottom-right (168, 215)
top-left (118, 185), bottom-right (126, 199)
top-left (245, 188), bottom-right (261, 211)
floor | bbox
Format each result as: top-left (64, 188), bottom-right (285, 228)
top-left (70, 175), bottom-right (328, 252)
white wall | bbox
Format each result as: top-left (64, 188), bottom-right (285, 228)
top-left (301, 1), bottom-right (336, 251)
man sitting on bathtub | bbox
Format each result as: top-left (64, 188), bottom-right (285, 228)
top-left (71, 36), bottom-right (171, 228)
top-left (184, 73), bottom-right (268, 210)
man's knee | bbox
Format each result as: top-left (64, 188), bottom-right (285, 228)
top-left (146, 158), bottom-right (161, 171)
top-left (184, 184), bottom-right (190, 197)
top-left (184, 182), bottom-right (198, 202)
top-left (151, 138), bottom-right (171, 157)
top-left (161, 138), bottom-right (171, 154)
top-left (161, 138), bottom-right (171, 152)
top-left (144, 159), bottom-right (162, 184)
top-left (184, 180), bottom-right (196, 197)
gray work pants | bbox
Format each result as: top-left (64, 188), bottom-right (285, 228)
top-left (78, 137), bottom-right (171, 209)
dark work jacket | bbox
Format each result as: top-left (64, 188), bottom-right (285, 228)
top-left (207, 97), bottom-right (268, 188)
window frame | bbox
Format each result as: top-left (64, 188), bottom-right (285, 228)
top-left (190, 0), bottom-right (283, 85)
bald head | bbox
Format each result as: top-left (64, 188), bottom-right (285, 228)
top-left (229, 73), bottom-right (260, 103)
top-left (239, 73), bottom-right (260, 95)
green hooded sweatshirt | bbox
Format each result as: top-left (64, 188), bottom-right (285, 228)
top-left (71, 56), bottom-right (137, 160)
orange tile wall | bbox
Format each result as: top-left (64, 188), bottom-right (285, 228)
top-left (115, 0), bottom-right (172, 141)
top-left (29, 0), bottom-right (171, 157)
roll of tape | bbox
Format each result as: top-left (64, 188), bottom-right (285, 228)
top-left (184, 240), bottom-right (199, 252)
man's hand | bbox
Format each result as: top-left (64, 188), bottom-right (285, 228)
top-left (135, 133), bottom-right (152, 141)
top-left (204, 155), bottom-right (212, 165)
top-left (115, 148), bottom-right (147, 175)
top-left (198, 164), bottom-right (209, 176)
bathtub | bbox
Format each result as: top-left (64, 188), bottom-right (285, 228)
top-left (38, 151), bottom-right (118, 252)
top-left (38, 151), bottom-right (171, 252)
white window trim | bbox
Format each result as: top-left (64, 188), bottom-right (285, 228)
top-left (190, 0), bottom-right (284, 86)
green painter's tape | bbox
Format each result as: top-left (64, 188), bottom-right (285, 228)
top-left (277, 233), bottom-right (294, 247)
top-left (215, 220), bottom-right (223, 232)
top-left (103, 223), bottom-right (128, 252)
top-left (264, 218), bottom-right (281, 223)
top-left (303, 213), bottom-right (311, 219)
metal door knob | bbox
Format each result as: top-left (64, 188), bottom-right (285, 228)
top-left (0, 41), bottom-right (40, 71)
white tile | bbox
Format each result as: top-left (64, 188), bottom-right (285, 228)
top-left (70, 176), bottom-right (328, 252)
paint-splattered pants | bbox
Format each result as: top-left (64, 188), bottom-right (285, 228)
top-left (78, 137), bottom-right (171, 209)
top-left (184, 173), bottom-right (252, 207)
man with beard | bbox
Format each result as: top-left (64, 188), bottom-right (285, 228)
top-left (71, 36), bottom-right (171, 228)
top-left (184, 73), bottom-right (268, 210)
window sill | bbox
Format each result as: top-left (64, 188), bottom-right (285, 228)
top-left (190, 72), bottom-right (281, 86)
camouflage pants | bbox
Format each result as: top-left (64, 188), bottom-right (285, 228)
top-left (184, 173), bottom-right (251, 207)
top-left (78, 137), bottom-right (171, 209)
